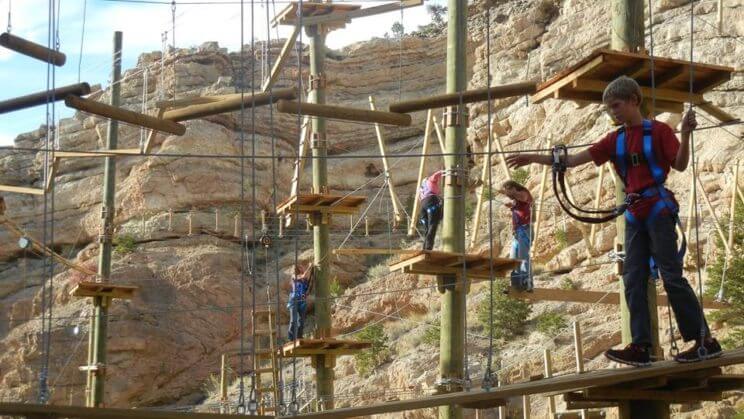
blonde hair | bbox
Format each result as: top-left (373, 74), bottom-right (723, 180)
top-left (602, 75), bottom-right (643, 105)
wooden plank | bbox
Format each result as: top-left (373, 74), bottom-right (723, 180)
top-left (262, 26), bottom-right (300, 92)
top-left (280, 0), bottom-right (422, 28)
top-left (163, 89), bottom-right (296, 122)
top-left (459, 399), bottom-right (507, 409)
top-left (53, 149), bottom-right (141, 158)
top-left (572, 79), bottom-right (706, 104)
top-left (65, 95), bottom-right (186, 135)
top-left (0, 184), bottom-right (45, 195)
top-left (332, 248), bottom-right (420, 256)
top-left (276, 100), bottom-right (412, 127)
top-left (388, 82), bottom-right (537, 114)
top-left (698, 102), bottom-right (739, 124)
top-left (0, 402), bottom-right (273, 419)
top-left (654, 66), bottom-right (688, 88)
top-left (71, 281), bottom-right (138, 299)
top-left (531, 55), bottom-right (605, 103)
top-left (291, 349), bottom-right (744, 418)
top-left (579, 387), bottom-right (722, 403)
top-left (276, 193), bottom-right (366, 216)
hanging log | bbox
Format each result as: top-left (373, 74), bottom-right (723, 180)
top-left (162, 88), bottom-right (297, 122)
top-left (388, 82), bottom-right (537, 114)
top-left (276, 100), bottom-right (412, 127)
top-left (0, 32), bottom-right (66, 66)
top-left (0, 83), bottom-right (91, 114)
top-left (65, 95), bottom-right (186, 136)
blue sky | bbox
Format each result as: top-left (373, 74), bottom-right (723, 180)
top-left (0, 0), bottom-right (442, 146)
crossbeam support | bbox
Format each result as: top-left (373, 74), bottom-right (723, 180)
top-left (162, 88), bottom-right (296, 122)
top-left (276, 100), bottom-right (412, 127)
top-left (388, 81), bottom-right (537, 114)
top-left (0, 83), bottom-right (91, 115)
top-left (65, 95), bottom-right (186, 136)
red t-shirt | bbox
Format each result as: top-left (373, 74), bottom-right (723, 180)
top-left (588, 120), bottom-right (680, 219)
top-left (511, 194), bottom-right (533, 229)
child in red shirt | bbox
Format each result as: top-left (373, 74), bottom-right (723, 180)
top-left (500, 180), bottom-right (534, 291)
top-left (505, 75), bottom-right (720, 366)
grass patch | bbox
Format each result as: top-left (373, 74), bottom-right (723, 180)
top-left (354, 324), bottom-right (391, 377)
top-left (534, 311), bottom-right (567, 336)
top-left (113, 234), bottom-right (137, 254)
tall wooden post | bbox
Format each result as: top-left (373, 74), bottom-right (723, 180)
top-left (370, 96), bottom-right (405, 228)
top-left (439, 0), bottom-right (467, 417)
top-left (86, 31), bottom-right (122, 408)
top-left (727, 162), bottom-right (739, 259)
top-left (307, 23), bottom-right (334, 410)
top-left (408, 110), bottom-right (434, 237)
top-left (611, 1), bottom-right (668, 417)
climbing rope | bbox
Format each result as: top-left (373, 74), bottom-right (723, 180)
top-left (171, 0), bottom-right (177, 101)
top-left (5, 0), bottom-right (10, 33)
top-left (77, 0), bottom-right (87, 82)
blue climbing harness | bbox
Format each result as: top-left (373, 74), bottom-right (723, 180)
top-left (614, 119), bottom-right (687, 276)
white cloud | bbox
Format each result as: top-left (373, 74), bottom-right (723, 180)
top-left (0, 132), bottom-right (15, 146)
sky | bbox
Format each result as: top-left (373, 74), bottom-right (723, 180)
top-left (0, 0), bottom-right (443, 146)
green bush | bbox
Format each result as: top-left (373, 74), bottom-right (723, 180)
top-left (560, 277), bottom-right (578, 290)
top-left (421, 319), bottom-right (440, 346)
top-left (367, 264), bottom-right (389, 281)
top-left (535, 311), bottom-right (567, 336)
top-left (705, 204), bottom-right (744, 347)
top-left (555, 227), bottom-right (568, 250)
top-left (114, 234), bottom-right (137, 254)
top-left (476, 279), bottom-right (532, 340)
top-left (330, 278), bottom-right (343, 298)
top-left (511, 168), bottom-right (529, 186)
top-left (354, 324), bottom-right (391, 377)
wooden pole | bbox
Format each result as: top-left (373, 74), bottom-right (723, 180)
top-left (408, 109), bottom-right (434, 237)
top-left (276, 99), bottom-right (412, 127)
top-left (522, 394), bottom-right (530, 419)
top-left (215, 209), bottom-right (220, 231)
top-left (588, 165), bottom-right (606, 249)
top-left (220, 354), bottom-right (228, 402)
top-left (163, 88), bottom-right (295, 122)
top-left (168, 209), bottom-right (173, 231)
top-left (717, 0), bottom-right (724, 34)
top-left (439, 0), bottom-right (468, 417)
top-left (727, 162), bottom-right (739, 260)
top-left (543, 350), bottom-right (556, 416)
top-left (432, 115), bottom-right (447, 154)
top-left (307, 23), bottom-right (335, 410)
top-left (188, 211), bottom-right (193, 236)
top-left (697, 176), bottom-right (731, 254)
top-left (234, 214), bottom-right (240, 238)
top-left (0, 83), bottom-right (91, 115)
top-left (0, 32), bottom-right (66, 66)
top-left (573, 322), bottom-right (589, 419)
top-left (388, 82), bottom-right (537, 114)
top-left (611, 1), bottom-right (667, 416)
top-left (65, 95), bottom-right (186, 136)
top-left (369, 96), bottom-right (405, 227)
top-left (685, 173), bottom-right (697, 247)
top-left (492, 133), bottom-right (511, 180)
top-left (365, 216), bottom-right (370, 237)
top-left (87, 31), bottom-right (122, 409)
top-left (531, 138), bottom-right (551, 257)
top-left (261, 26), bottom-right (300, 92)
top-left (469, 136), bottom-right (491, 249)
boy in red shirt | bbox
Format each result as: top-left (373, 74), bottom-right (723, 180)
top-left (505, 76), bottom-right (720, 366)
top-left (500, 180), bottom-right (534, 291)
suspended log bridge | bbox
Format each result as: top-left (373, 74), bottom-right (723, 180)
top-left (161, 88), bottom-right (296, 122)
top-left (0, 403), bottom-right (272, 419)
top-left (0, 32), bottom-right (66, 66)
top-left (388, 81), bottom-right (537, 114)
top-left (0, 83), bottom-right (91, 114)
top-left (276, 100), bottom-right (412, 127)
top-left (65, 95), bottom-right (186, 135)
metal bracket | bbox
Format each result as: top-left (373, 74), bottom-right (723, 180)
top-left (311, 132), bottom-right (327, 149)
top-left (442, 105), bottom-right (469, 128)
top-left (444, 167), bottom-right (465, 186)
top-left (308, 73), bottom-right (327, 91)
top-left (79, 363), bottom-right (106, 374)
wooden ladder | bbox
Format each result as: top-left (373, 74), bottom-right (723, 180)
top-left (252, 291), bottom-right (281, 415)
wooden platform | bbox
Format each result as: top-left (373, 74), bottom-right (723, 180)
top-left (71, 281), bottom-right (138, 299)
top-left (281, 338), bottom-right (371, 357)
top-left (531, 48), bottom-right (737, 121)
top-left (276, 193), bottom-right (366, 217)
top-left (0, 403), bottom-right (272, 418)
top-left (271, 1), bottom-right (361, 31)
top-left (333, 247), bottom-right (421, 256)
top-left (289, 348), bottom-right (744, 418)
top-left (388, 251), bottom-right (520, 279)
top-left (505, 287), bottom-right (728, 310)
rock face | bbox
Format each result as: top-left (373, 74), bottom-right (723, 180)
top-left (1, 0), bottom-right (742, 416)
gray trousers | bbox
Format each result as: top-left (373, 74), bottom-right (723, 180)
top-left (624, 213), bottom-right (709, 346)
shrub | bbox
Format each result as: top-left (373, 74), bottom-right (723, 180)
top-left (114, 234), bottom-right (137, 254)
top-left (705, 204), bottom-right (744, 347)
top-left (354, 324), bottom-right (391, 377)
top-left (535, 311), bottom-right (567, 336)
top-left (330, 278), bottom-right (343, 298)
top-left (476, 279), bottom-right (532, 340)
top-left (421, 319), bottom-right (440, 346)
top-left (560, 277), bottom-right (578, 290)
top-left (367, 264), bottom-right (389, 281)
top-left (511, 168), bottom-right (529, 186)
top-left (555, 227), bottom-right (568, 250)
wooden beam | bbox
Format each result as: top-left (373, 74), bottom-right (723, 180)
top-left (45, 157), bottom-right (60, 192)
top-left (0, 32), bottom-right (66, 66)
top-left (65, 95), bottom-right (186, 135)
top-left (370, 96), bottom-right (405, 227)
top-left (698, 102), bottom-right (739, 124)
top-left (143, 108), bottom-right (166, 154)
top-left (276, 100), bottom-right (412, 127)
top-left (0, 184), bottom-right (45, 195)
top-left (288, 349), bottom-right (744, 419)
top-left (0, 403), bottom-right (273, 419)
top-left (469, 136), bottom-right (491, 250)
top-left (155, 96), bottom-right (219, 109)
top-left (588, 165), bottom-right (606, 249)
top-left (53, 149), bottom-right (141, 158)
top-left (696, 176), bottom-right (730, 255)
top-left (275, 0), bottom-right (423, 28)
top-left (163, 88), bottom-right (295, 122)
top-left (388, 82), bottom-right (537, 114)
top-left (544, 350), bottom-right (557, 416)
top-left (408, 109), bottom-right (433, 236)
top-left (431, 115), bottom-right (447, 153)
top-left (531, 55), bottom-right (605, 103)
top-left (333, 248), bottom-right (419, 256)
top-left (0, 83), bottom-right (90, 115)
top-left (654, 66), bottom-right (688, 88)
top-left (261, 26), bottom-right (300, 92)
top-left (531, 138), bottom-right (551, 257)
top-left (579, 388), bottom-right (722, 403)
top-left (572, 79), bottom-right (706, 104)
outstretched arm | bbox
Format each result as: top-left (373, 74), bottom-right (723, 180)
top-left (505, 149), bottom-right (594, 169)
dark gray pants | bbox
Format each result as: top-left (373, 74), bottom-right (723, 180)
top-left (624, 213), bottom-right (709, 347)
top-left (420, 195), bottom-right (442, 251)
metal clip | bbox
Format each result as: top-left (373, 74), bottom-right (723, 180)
top-left (308, 73), bottom-right (327, 91)
top-left (442, 105), bottom-right (470, 128)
